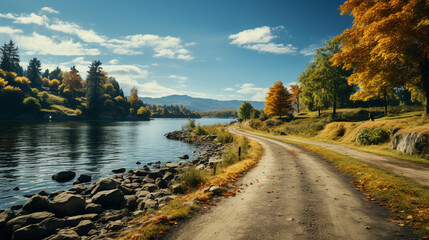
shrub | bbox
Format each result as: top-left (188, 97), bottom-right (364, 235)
top-left (217, 130), bottom-right (233, 144)
top-left (42, 78), bottom-right (50, 87)
top-left (49, 79), bottom-right (60, 91)
top-left (137, 106), bottom-right (150, 119)
top-left (183, 118), bottom-right (196, 130)
top-left (248, 119), bottom-right (262, 129)
top-left (222, 147), bottom-right (239, 166)
top-left (23, 97), bottom-right (41, 112)
top-left (178, 167), bottom-right (206, 190)
top-left (75, 109), bottom-right (82, 116)
top-left (31, 88), bottom-right (39, 97)
top-left (41, 92), bottom-right (49, 102)
top-left (194, 124), bottom-right (207, 135)
top-left (356, 128), bottom-right (390, 145)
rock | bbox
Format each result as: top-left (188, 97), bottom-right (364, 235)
top-left (106, 220), bottom-right (123, 231)
top-left (124, 195), bottom-right (137, 211)
top-left (147, 171), bottom-right (162, 179)
top-left (49, 190), bottom-right (65, 198)
top-left (85, 203), bottom-right (102, 214)
top-left (155, 179), bottom-right (168, 189)
top-left (13, 187), bottom-right (20, 191)
top-left (99, 209), bottom-right (130, 223)
top-left (7, 211), bottom-right (55, 231)
top-left (68, 184), bottom-right (86, 194)
top-left (23, 194), bottom-right (35, 198)
top-left (143, 175), bottom-right (155, 183)
top-left (49, 193), bottom-right (86, 216)
top-left (390, 132), bottom-right (429, 154)
top-left (52, 171), bottom-right (76, 182)
top-left (12, 223), bottom-right (48, 240)
top-left (179, 155), bottom-right (189, 159)
top-left (38, 190), bottom-right (49, 196)
top-left (135, 169), bottom-right (148, 176)
top-left (73, 174), bottom-right (91, 185)
top-left (208, 185), bottom-right (222, 195)
top-left (11, 205), bottom-right (22, 211)
top-left (144, 199), bottom-right (158, 210)
top-left (65, 214), bottom-right (99, 227)
top-left (74, 220), bottom-right (96, 236)
top-left (136, 190), bottom-right (150, 198)
top-left (142, 165), bottom-right (150, 171)
top-left (136, 161), bottom-right (141, 165)
top-left (171, 184), bottom-right (184, 194)
top-left (46, 229), bottom-right (79, 240)
top-left (142, 183), bottom-right (157, 192)
top-left (91, 178), bottom-right (118, 195)
top-left (38, 217), bottom-right (65, 235)
top-left (112, 168), bottom-right (126, 174)
top-left (196, 164), bottom-right (205, 170)
top-left (91, 189), bottom-right (124, 209)
top-left (22, 194), bottom-right (50, 213)
top-left (0, 210), bottom-right (15, 228)
top-left (162, 172), bottom-right (175, 181)
top-left (165, 163), bottom-right (180, 168)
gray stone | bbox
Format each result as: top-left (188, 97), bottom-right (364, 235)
top-left (99, 209), bottom-right (130, 223)
top-left (171, 184), bottom-right (184, 194)
top-left (50, 193), bottom-right (86, 216)
top-left (12, 224), bottom-right (47, 240)
top-left (147, 171), bottom-right (162, 179)
top-left (136, 190), bottom-right (150, 198)
top-left (196, 164), bottom-right (205, 170)
top-left (106, 220), bottom-right (123, 231)
top-left (91, 178), bottom-right (118, 195)
top-left (38, 217), bottom-right (65, 234)
top-left (91, 189), bottom-right (124, 209)
top-left (155, 178), bottom-right (168, 189)
top-left (0, 210), bottom-right (15, 227)
top-left (73, 174), bottom-right (91, 185)
top-left (209, 185), bottom-right (222, 195)
top-left (7, 211), bottom-right (54, 231)
top-left (390, 132), bottom-right (429, 154)
top-left (22, 194), bottom-right (50, 213)
top-left (124, 195), bottom-right (137, 211)
top-left (52, 171), bottom-right (76, 182)
top-left (179, 154), bottom-right (189, 159)
top-left (65, 214), bottom-right (99, 227)
top-left (162, 171), bottom-right (175, 181)
top-left (142, 183), bottom-right (156, 192)
top-left (38, 190), bottom-right (49, 196)
top-left (68, 184), bottom-right (86, 194)
top-left (112, 168), bottom-right (126, 174)
top-left (85, 203), bottom-right (102, 214)
top-left (144, 199), bottom-right (158, 210)
top-left (74, 220), bottom-right (96, 236)
top-left (45, 229), bottom-right (79, 240)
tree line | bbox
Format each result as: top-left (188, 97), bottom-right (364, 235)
top-left (0, 40), bottom-right (198, 120)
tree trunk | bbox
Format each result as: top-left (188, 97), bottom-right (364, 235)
top-left (297, 97), bottom-right (300, 113)
top-left (384, 90), bottom-right (388, 117)
top-left (333, 90), bottom-right (337, 118)
top-left (420, 58), bottom-right (429, 116)
top-left (318, 107), bottom-right (321, 117)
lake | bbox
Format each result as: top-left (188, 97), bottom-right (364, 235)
top-left (0, 118), bottom-right (233, 210)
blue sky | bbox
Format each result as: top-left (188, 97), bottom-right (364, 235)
top-left (0, 0), bottom-right (353, 101)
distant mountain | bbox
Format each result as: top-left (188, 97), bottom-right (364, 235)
top-left (140, 95), bottom-right (265, 112)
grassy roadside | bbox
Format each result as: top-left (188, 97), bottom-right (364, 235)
top-left (239, 130), bottom-right (429, 238)
top-left (120, 125), bottom-right (263, 240)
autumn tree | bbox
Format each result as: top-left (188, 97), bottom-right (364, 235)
top-left (49, 66), bottom-right (63, 81)
top-left (238, 101), bottom-right (254, 120)
top-left (331, 0), bottom-right (429, 115)
top-left (290, 84), bottom-right (301, 113)
top-left (0, 40), bottom-right (20, 73)
top-left (26, 58), bottom-right (42, 88)
top-left (86, 61), bottom-right (104, 117)
top-left (264, 81), bottom-right (293, 118)
top-left (128, 87), bottom-right (143, 111)
top-left (62, 66), bottom-right (83, 94)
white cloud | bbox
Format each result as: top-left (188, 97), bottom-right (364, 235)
top-left (41, 7), bottom-right (59, 14)
top-left (12, 32), bottom-right (100, 56)
top-left (109, 59), bottom-right (119, 64)
top-left (151, 63), bottom-right (159, 66)
top-left (236, 83), bottom-right (268, 101)
top-left (224, 87), bottom-right (234, 91)
top-left (0, 26), bottom-right (23, 34)
top-left (300, 44), bottom-right (318, 56)
top-left (0, 12), bottom-right (48, 25)
top-left (216, 57), bottom-right (223, 61)
top-left (229, 26), bottom-right (296, 55)
top-left (102, 34), bottom-right (194, 60)
top-left (46, 19), bottom-right (106, 43)
top-left (168, 74), bottom-right (188, 81)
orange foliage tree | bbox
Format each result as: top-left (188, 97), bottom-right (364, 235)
top-left (264, 81), bottom-right (293, 118)
top-left (331, 0), bottom-right (429, 114)
top-left (62, 66), bottom-right (83, 94)
top-left (289, 84), bottom-right (301, 113)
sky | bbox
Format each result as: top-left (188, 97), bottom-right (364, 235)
top-left (0, 0), bottom-right (354, 101)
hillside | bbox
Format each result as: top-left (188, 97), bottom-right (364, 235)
top-left (140, 95), bottom-right (265, 112)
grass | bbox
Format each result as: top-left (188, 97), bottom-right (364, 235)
top-left (120, 126), bottom-right (263, 240)
top-left (247, 132), bottom-right (429, 238)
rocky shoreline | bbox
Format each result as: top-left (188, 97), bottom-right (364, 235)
top-left (0, 130), bottom-right (223, 240)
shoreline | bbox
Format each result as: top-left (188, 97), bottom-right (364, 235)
top-left (0, 129), bottom-right (223, 240)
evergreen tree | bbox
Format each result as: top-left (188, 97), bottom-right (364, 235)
top-left (42, 69), bottom-right (50, 79)
top-left (26, 58), bottom-right (42, 88)
top-left (49, 66), bottom-right (62, 81)
top-left (86, 61), bottom-right (104, 117)
top-left (238, 101), bottom-right (254, 120)
top-left (0, 40), bottom-right (20, 73)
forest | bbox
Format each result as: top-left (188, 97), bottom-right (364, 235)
top-left (0, 40), bottom-right (200, 120)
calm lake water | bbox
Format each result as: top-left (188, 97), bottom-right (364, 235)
top-left (0, 118), bottom-right (233, 210)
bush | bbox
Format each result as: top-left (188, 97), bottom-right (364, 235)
top-left (137, 106), bottom-right (150, 119)
top-left (356, 128), bottom-right (390, 145)
top-left (178, 167), bottom-right (206, 190)
top-left (248, 119), bottom-right (262, 129)
top-left (75, 109), bottom-right (82, 116)
top-left (183, 118), bottom-right (196, 130)
top-left (222, 147), bottom-right (239, 166)
top-left (217, 130), bottom-right (234, 144)
top-left (23, 97), bottom-right (41, 112)
top-left (194, 124), bottom-right (207, 135)
top-left (41, 92), bottom-right (49, 102)
top-left (31, 88), bottom-right (39, 97)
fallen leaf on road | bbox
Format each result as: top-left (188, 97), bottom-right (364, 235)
top-left (267, 190), bottom-right (274, 193)
top-left (277, 213), bottom-right (283, 216)
top-left (365, 226), bottom-right (371, 230)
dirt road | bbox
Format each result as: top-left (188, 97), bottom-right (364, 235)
top-left (241, 129), bottom-right (429, 187)
top-left (164, 128), bottom-right (416, 240)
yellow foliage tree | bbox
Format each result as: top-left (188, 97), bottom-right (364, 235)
top-left (289, 84), bottom-right (301, 113)
top-left (128, 86), bottom-right (143, 109)
top-left (331, 0), bottom-right (429, 114)
top-left (264, 81), bottom-right (293, 118)
top-left (62, 68), bottom-right (83, 93)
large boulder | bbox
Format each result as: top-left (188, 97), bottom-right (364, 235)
top-left (65, 214), bottom-right (99, 227)
top-left (45, 229), bottom-right (79, 240)
top-left (0, 210), bottom-right (15, 228)
top-left (22, 195), bottom-right (50, 213)
top-left (7, 212), bottom-right (55, 231)
top-left (112, 168), bottom-right (126, 173)
top-left (390, 132), bottom-right (429, 154)
top-left (52, 171), bottom-right (76, 182)
top-left (91, 178), bottom-right (118, 195)
top-left (49, 193), bottom-right (86, 216)
top-left (12, 224), bottom-right (47, 240)
top-left (91, 189), bottom-right (124, 209)
top-left (74, 220), bottom-right (96, 236)
top-left (73, 174), bottom-right (91, 185)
